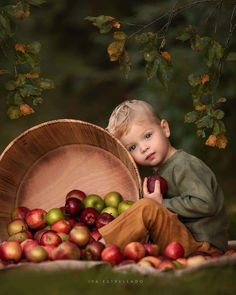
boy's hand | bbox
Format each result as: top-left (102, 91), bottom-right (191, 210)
top-left (143, 177), bottom-right (163, 204)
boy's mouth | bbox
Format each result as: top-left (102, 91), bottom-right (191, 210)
top-left (145, 152), bottom-right (155, 160)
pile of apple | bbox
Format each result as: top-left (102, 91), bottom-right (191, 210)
top-left (0, 189), bottom-right (136, 267)
top-left (0, 188), bottom-right (235, 271)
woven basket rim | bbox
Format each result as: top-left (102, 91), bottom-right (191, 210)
top-left (0, 119), bottom-right (142, 195)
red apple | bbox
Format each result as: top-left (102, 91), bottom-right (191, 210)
top-left (25, 245), bottom-right (48, 262)
top-left (69, 225), bottom-right (90, 247)
top-left (7, 219), bottom-right (28, 236)
top-left (34, 229), bottom-right (48, 243)
top-left (84, 241), bottom-right (105, 261)
top-left (147, 175), bottom-right (168, 196)
top-left (158, 258), bottom-right (177, 271)
top-left (123, 242), bottom-right (146, 261)
top-left (42, 245), bottom-right (56, 260)
top-left (162, 241), bottom-right (185, 259)
top-left (95, 212), bottom-right (114, 229)
top-left (40, 230), bottom-right (62, 246)
top-left (52, 241), bottom-right (81, 260)
top-left (139, 256), bottom-right (163, 268)
top-left (21, 239), bottom-right (38, 257)
top-left (8, 231), bottom-right (30, 243)
top-left (186, 255), bottom-right (206, 267)
top-left (58, 233), bottom-right (69, 242)
top-left (90, 230), bottom-right (102, 241)
top-left (66, 189), bottom-right (87, 201)
top-left (101, 244), bottom-right (124, 265)
top-left (65, 197), bottom-right (84, 217)
top-left (51, 219), bottom-right (71, 234)
top-left (25, 208), bottom-right (47, 230)
top-left (143, 243), bottom-right (160, 257)
top-left (0, 240), bottom-right (22, 262)
top-left (80, 208), bottom-right (99, 227)
top-left (11, 206), bottom-right (30, 220)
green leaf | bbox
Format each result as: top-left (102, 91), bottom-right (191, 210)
top-left (135, 32), bottom-right (157, 48)
top-left (196, 115), bottom-right (213, 128)
top-left (191, 35), bottom-right (210, 52)
top-left (184, 111), bottom-right (199, 123)
top-left (28, 42), bottom-right (41, 54)
top-left (206, 40), bottom-right (224, 67)
top-left (113, 31), bottom-right (126, 41)
top-left (188, 74), bottom-right (201, 87)
top-left (143, 51), bottom-right (157, 62)
top-left (32, 97), bottom-right (43, 106)
top-left (107, 40), bottom-right (125, 61)
top-left (7, 106), bottom-right (21, 119)
top-left (156, 58), bottom-right (173, 88)
top-left (85, 16), bottom-right (114, 34)
top-left (226, 52), bottom-right (236, 61)
top-left (213, 120), bottom-right (221, 135)
top-left (213, 109), bottom-right (224, 120)
top-left (119, 50), bottom-right (131, 79)
top-left (176, 31), bottom-right (191, 42)
top-left (39, 78), bottom-right (55, 90)
top-left (145, 58), bottom-right (159, 80)
top-left (196, 129), bottom-right (206, 138)
top-left (13, 93), bottom-right (23, 105)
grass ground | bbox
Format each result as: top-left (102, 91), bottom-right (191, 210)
top-left (0, 264), bottom-right (235, 295)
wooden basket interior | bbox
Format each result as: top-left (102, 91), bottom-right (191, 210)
top-left (0, 120), bottom-right (142, 241)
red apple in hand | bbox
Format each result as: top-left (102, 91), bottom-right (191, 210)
top-left (101, 245), bottom-right (124, 265)
top-left (66, 189), bottom-right (87, 201)
top-left (163, 241), bottom-right (185, 259)
top-left (25, 208), bottom-right (47, 230)
top-left (80, 208), bottom-right (99, 227)
top-left (147, 175), bottom-right (168, 196)
top-left (96, 212), bottom-right (114, 229)
top-left (123, 241), bottom-right (146, 261)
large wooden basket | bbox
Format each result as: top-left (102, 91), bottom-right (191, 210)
top-left (0, 119), bottom-right (142, 241)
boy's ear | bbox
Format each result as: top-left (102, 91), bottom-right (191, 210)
top-left (160, 119), bottom-right (170, 138)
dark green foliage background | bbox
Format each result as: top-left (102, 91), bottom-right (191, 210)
top-left (0, 0), bottom-right (235, 225)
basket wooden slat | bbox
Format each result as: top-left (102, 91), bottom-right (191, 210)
top-left (0, 119), bottom-right (142, 241)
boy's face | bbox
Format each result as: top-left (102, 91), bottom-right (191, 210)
top-left (120, 118), bottom-right (172, 168)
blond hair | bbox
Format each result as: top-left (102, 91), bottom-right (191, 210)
top-left (107, 99), bottom-right (161, 139)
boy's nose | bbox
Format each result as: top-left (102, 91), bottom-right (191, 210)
top-left (140, 145), bottom-right (149, 153)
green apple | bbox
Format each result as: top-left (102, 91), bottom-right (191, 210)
top-left (104, 191), bottom-right (123, 208)
top-left (101, 206), bottom-right (119, 218)
top-left (83, 194), bottom-right (105, 213)
top-left (118, 200), bottom-right (134, 215)
top-left (46, 208), bottom-right (64, 225)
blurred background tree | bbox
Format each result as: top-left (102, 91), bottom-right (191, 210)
top-left (0, 0), bottom-right (235, 234)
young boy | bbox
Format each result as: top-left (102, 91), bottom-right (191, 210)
top-left (98, 99), bottom-right (228, 256)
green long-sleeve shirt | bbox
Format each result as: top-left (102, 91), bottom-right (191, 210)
top-left (159, 149), bottom-right (228, 252)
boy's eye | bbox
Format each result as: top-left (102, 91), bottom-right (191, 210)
top-left (128, 145), bottom-right (136, 152)
top-left (145, 132), bottom-right (152, 139)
